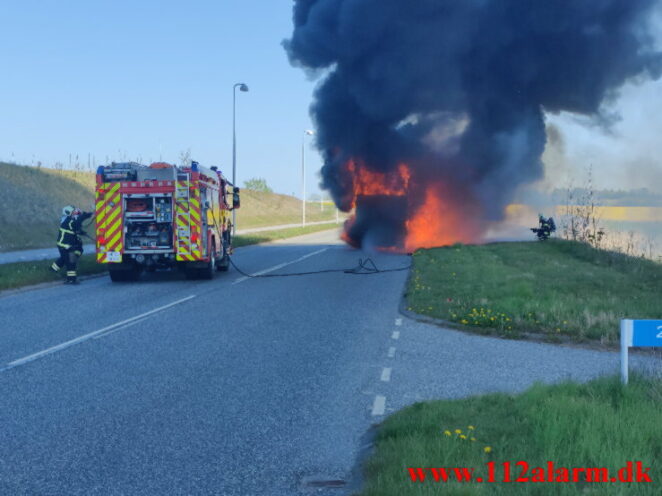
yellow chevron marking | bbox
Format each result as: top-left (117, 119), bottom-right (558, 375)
top-left (105, 218), bottom-right (122, 240)
top-left (106, 230), bottom-right (122, 250)
top-left (106, 206), bottom-right (121, 226)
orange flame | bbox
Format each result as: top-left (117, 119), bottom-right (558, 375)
top-left (346, 159), bottom-right (410, 208)
top-left (404, 183), bottom-right (480, 252)
top-left (341, 159), bottom-right (482, 252)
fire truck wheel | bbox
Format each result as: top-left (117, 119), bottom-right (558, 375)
top-left (186, 248), bottom-right (216, 280)
top-left (217, 245), bottom-right (230, 272)
top-left (200, 250), bottom-right (215, 280)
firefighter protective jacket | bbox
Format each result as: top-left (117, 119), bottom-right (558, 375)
top-left (57, 212), bottom-right (92, 249)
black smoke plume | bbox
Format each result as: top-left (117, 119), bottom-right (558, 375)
top-left (285, 0), bottom-right (661, 249)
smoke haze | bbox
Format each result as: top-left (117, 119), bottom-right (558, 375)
top-left (285, 0), bottom-right (662, 249)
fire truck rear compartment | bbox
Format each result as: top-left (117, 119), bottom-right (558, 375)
top-left (124, 195), bottom-right (174, 264)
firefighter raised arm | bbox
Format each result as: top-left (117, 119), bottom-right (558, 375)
top-left (51, 205), bottom-right (93, 284)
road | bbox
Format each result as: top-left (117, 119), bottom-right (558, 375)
top-left (0, 220), bottom-right (340, 266)
top-left (0, 229), bottom-right (659, 495)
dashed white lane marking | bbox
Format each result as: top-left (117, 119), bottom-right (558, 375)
top-left (0, 295), bottom-right (196, 373)
top-left (92, 315), bottom-right (151, 339)
top-left (391, 330), bottom-right (400, 340)
top-left (395, 318), bottom-right (402, 326)
top-left (232, 248), bottom-right (329, 284)
top-left (387, 346), bottom-right (396, 358)
top-left (372, 395), bottom-right (386, 416)
top-left (380, 367), bottom-right (392, 382)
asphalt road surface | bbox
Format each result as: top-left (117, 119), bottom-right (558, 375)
top-left (0, 221), bottom-right (339, 265)
top-left (0, 229), bottom-right (659, 495)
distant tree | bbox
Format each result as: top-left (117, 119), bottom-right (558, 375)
top-left (244, 177), bottom-right (272, 193)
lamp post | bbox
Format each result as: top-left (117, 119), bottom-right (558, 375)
top-left (302, 129), bottom-right (315, 226)
top-left (232, 82), bottom-right (249, 236)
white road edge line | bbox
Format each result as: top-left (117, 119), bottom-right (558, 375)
top-left (0, 295), bottom-right (196, 372)
top-left (372, 395), bottom-right (386, 416)
top-left (380, 367), bottom-right (392, 382)
top-left (387, 346), bottom-right (396, 358)
top-left (232, 248), bottom-right (329, 284)
top-left (391, 330), bottom-right (400, 340)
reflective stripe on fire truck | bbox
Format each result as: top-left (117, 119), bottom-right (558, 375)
top-left (175, 177), bottom-right (202, 261)
top-left (95, 182), bottom-right (123, 263)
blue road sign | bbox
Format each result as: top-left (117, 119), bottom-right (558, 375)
top-left (630, 320), bottom-right (662, 347)
top-left (620, 319), bottom-right (662, 384)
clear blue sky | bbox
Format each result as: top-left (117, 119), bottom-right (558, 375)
top-left (0, 0), bottom-right (323, 197)
top-left (1, 1), bottom-right (660, 194)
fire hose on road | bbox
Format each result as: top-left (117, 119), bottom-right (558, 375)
top-left (228, 255), bottom-right (411, 279)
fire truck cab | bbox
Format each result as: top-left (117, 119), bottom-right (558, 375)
top-left (95, 161), bottom-right (239, 282)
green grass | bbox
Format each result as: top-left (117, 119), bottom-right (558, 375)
top-left (358, 375), bottom-right (662, 495)
top-left (0, 163), bottom-right (96, 251)
top-left (233, 223), bottom-right (339, 247)
top-left (235, 189), bottom-right (341, 229)
top-left (405, 239), bottom-right (662, 344)
top-left (0, 254), bottom-right (106, 292)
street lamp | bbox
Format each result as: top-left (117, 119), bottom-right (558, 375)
top-left (232, 82), bottom-right (249, 236)
top-left (302, 129), bottom-right (315, 226)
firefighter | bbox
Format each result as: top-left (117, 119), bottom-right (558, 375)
top-left (51, 205), bottom-right (93, 284)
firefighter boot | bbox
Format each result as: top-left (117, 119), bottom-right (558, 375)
top-left (50, 262), bottom-right (61, 273)
top-left (65, 271), bottom-right (79, 284)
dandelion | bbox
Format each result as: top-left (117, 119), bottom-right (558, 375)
top-left (484, 446), bottom-right (492, 453)
top-left (443, 430), bottom-right (451, 437)
top-left (460, 434), bottom-right (467, 440)
top-left (455, 429), bottom-right (462, 434)
top-left (468, 425), bottom-right (475, 430)
top-left (461, 319), bottom-right (468, 325)
top-left (471, 437), bottom-right (476, 442)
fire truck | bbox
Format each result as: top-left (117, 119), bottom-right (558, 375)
top-left (94, 161), bottom-right (239, 282)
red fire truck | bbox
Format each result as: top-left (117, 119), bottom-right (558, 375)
top-left (94, 161), bottom-right (239, 281)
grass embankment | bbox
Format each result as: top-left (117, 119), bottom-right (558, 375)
top-left (1, 162), bottom-right (342, 252)
top-left (236, 189), bottom-right (339, 229)
top-left (0, 163), bottom-right (95, 251)
top-left (406, 239), bottom-right (662, 344)
top-left (0, 225), bottom-right (339, 291)
top-left (233, 223), bottom-right (338, 247)
top-left (358, 375), bottom-right (661, 495)
top-left (0, 255), bottom-right (105, 292)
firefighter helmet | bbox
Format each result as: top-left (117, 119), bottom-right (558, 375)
top-left (62, 205), bottom-right (75, 216)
